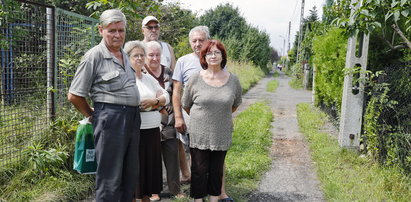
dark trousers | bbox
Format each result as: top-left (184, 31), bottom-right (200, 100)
top-left (162, 138), bottom-right (180, 195)
top-left (93, 102), bottom-right (141, 202)
top-left (190, 148), bottom-right (227, 199)
top-left (135, 128), bottom-right (163, 198)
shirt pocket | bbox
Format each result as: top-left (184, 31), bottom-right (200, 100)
top-left (101, 70), bottom-right (125, 91)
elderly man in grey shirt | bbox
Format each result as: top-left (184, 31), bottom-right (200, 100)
top-left (68, 9), bottom-right (140, 202)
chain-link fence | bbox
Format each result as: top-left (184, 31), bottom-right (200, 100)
top-left (365, 62), bottom-right (411, 174)
top-left (0, 0), bottom-right (99, 168)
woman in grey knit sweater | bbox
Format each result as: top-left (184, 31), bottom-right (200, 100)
top-left (182, 40), bottom-right (242, 202)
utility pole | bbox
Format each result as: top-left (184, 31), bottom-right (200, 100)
top-left (288, 21), bottom-right (291, 53)
top-left (339, 0), bottom-right (370, 149)
top-left (296, 0), bottom-right (305, 64)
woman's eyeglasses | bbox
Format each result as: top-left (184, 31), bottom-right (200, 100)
top-left (205, 51), bottom-right (222, 57)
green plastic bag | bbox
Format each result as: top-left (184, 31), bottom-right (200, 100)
top-left (73, 117), bottom-right (97, 174)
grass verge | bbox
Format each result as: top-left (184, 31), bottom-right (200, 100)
top-left (296, 103), bottom-right (411, 201)
top-left (174, 102), bottom-right (273, 202)
top-left (288, 78), bottom-right (303, 89)
top-left (227, 60), bottom-right (265, 93)
top-left (225, 102), bottom-right (273, 202)
top-left (266, 80), bottom-right (279, 92)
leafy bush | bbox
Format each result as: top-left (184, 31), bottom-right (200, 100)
top-left (226, 60), bottom-right (265, 93)
top-left (363, 64), bottom-right (411, 175)
top-left (312, 27), bottom-right (347, 111)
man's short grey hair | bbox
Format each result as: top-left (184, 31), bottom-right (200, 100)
top-left (189, 26), bottom-right (210, 41)
top-left (100, 9), bottom-right (127, 28)
top-left (145, 41), bottom-right (162, 54)
top-left (124, 40), bottom-right (146, 56)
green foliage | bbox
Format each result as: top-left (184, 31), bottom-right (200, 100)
top-left (226, 60), bottom-right (265, 93)
top-left (288, 78), bottom-right (303, 90)
top-left (0, 109), bottom-right (93, 202)
top-left (199, 3), bottom-right (271, 71)
top-left (173, 36), bottom-right (192, 59)
top-left (84, 0), bottom-right (194, 47)
top-left (297, 103), bottom-right (411, 202)
top-left (333, 0), bottom-right (411, 52)
top-left (266, 80), bottom-right (279, 92)
top-left (199, 3), bottom-right (247, 40)
top-left (363, 66), bottom-right (411, 175)
top-left (23, 142), bottom-right (68, 175)
top-left (312, 27), bottom-right (347, 111)
top-left (226, 102), bottom-right (273, 200)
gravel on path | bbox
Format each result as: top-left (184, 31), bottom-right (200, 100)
top-left (247, 72), bottom-right (324, 202)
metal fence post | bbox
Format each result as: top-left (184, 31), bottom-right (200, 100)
top-left (339, 0), bottom-right (370, 149)
top-left (47, 7), bottom-right (56, 121)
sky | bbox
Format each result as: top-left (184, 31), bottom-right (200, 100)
top-left (164, 0), bottom-right (325, 56)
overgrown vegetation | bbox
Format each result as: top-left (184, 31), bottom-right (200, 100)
top-left (225, 102), bottom-right (273, 201)
top-left (266, 80), bottom-right (279, 92)
top-left (297, 103), bottom-right (411, 201)
top-left (286, 0), bottom-right (411, 177)
top-left (311, 27), bottom-right (347, 111)
top-left (227, 60), bottom-right (265, 93)
top-left (288, 78), bottom-right (303, 89)
top-left (0, 110), bottom-right (95, 201)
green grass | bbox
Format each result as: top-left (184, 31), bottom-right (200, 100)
top-left (266, 80), bottom-right (279, 92)
top-left (227, 60), bottom-right (265, 93)
top-left (0, 109), bottom-right (94, 202)
top-left (225, 102), bottom-right (273, 201)
top-left (174, 102), bottom-right (273, 202)
top-left (297, 103), bottom-right (411, 202)
top-left (272, 71), bottom-right (279, 78)
top-left (288, 78), bottom-right (303, 89)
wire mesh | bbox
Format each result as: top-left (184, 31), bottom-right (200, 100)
top-left (55, 8), bottom-right (99, 116)
top-left (0, 1), bottom-right (99, 168)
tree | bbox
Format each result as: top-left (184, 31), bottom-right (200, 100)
top-left (199, 3), bottom-right (248, 40)
top-left (334, 0), bottom-right (411, 51)
top-left (199, 3), bottom-right (272, 70)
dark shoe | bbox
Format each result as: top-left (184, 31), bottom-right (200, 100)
top-left (219, 197), bottom-right (234, 202)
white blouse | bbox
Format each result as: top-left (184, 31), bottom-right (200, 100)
top-left (136, 73), bottom-right (169, 129)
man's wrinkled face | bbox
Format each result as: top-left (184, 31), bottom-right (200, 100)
top-left (99, 21), bottom-right (126, 51)
top-left (142, 21), bottom-right (160, 41)
top-left (190, 31), bottom-right (207, 55)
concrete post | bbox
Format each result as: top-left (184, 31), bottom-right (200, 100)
top-left (303, 64), bottom-right (310, 90)
top-left (338, 0), bottom-right (370, 149)
top-left (312, 64), bottom-right (316, 103)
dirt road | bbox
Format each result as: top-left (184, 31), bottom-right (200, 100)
top-left (246, 72), bottom-right (324, 202)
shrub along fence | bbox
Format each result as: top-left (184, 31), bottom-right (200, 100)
top-left (311, 28), bottom-right (411, 175)
top-left (0, 0), bottom-right (99, 169)
top-left (363, 62), bottom-right (411, 174)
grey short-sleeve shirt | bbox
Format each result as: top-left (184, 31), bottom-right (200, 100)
top-left (69, 41), bottom-right (140, 106)
top-left (182, 72), bottom-right (242, 151)
top-left (172, 53), bottom-right (203, 85)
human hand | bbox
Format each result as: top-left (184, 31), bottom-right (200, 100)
top-left (175, 117), bottom-right (186, 133)
top-left (140, 98), bottom-right (156, 111)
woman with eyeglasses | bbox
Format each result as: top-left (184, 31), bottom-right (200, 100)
top-left (182, 40), bottom-right (242, 202)
top-left (124, 40), bottom-right (169, 202)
